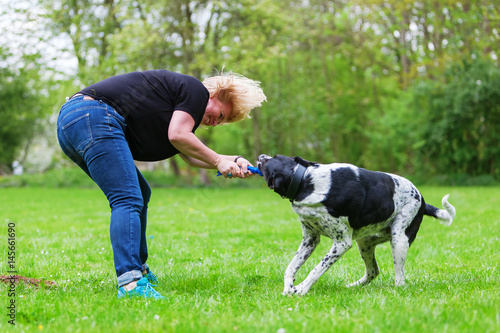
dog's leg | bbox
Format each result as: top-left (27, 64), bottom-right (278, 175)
top-left (283, 225), bottom-right (320, 295)
top-left (391, 226), bottom-right (410, 286)
top-left (346, 234), bottom-right (390, 287)
top-left (292, 235), bottom-right (353, 296)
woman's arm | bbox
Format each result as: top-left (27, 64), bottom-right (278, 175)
top-left (179, 153), bottom-right (254, 171)
top-left (178, 153), bottom-right (213, 169)
top-left (169, 111), bottom-right (244, 177)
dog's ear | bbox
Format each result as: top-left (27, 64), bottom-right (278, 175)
top-left (266, 175), bottom-right (275, 189)
top-left (266, 173), bottom-right (286, 195)
top-left (272, 174), bottom-right (286, 196)
top-left (294, 156), bottom-right (317, 167)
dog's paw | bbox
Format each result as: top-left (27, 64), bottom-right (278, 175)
top-left (283, 281), bottom-right (311, 296)
top-left (283, 284), bottom-right (304, 296)
top-left (346, 281), bottom-right (360, 288)
top-left (282, 286), bottom-right (295, 295)
top-left (346, 273), bottom-right (377, 288)
top-left (292, 287), bottom-right (308, 296)
top-left (291, 282), bottom-right (310, 296)
top-left (282, 280), bottom-right (295, 295)
top-left (346, 278), bottom-right (366, 288)
top-left (283, 288), bottom-right (301, 296)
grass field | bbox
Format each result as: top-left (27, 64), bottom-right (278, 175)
top-left (1, 185), bottom-right (499, 332)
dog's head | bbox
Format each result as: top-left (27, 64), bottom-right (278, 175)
top-left (257, 154), bottom-right (317, 199)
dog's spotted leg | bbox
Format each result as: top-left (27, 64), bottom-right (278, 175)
top-left (347, 233), bottom-right (390, 287)
top-left (391, 226), bottom-right (410, 286)
top-left (283, 225), bottom-right (320, 295)
top-left (292, 236), bottom-right (353, 296)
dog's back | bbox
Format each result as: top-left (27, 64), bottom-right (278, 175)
top-left (294, 163), bottom-right (422, 230)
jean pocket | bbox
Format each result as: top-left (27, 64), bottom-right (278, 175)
top-left (61, 113), bottom-right (93, 154)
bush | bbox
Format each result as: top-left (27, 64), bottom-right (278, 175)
top-left (415, 59), bottom-right (500, 178)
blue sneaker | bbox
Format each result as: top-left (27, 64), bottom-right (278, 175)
top-left (117, 277), bottom-right (165, 300)
top-left (144, 267), bottom-right (159, 285)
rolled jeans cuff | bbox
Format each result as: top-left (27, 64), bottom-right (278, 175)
top-left (117, 270), bottom-right (144, 287)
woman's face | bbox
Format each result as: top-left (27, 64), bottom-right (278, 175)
top-left (203, 96), bottom-right (232, 126)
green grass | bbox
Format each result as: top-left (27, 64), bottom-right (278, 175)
top-left (1, 186), bottom-right (499, 332)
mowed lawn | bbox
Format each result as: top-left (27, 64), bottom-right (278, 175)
top-left (1, 186), bottom-right (499, 332)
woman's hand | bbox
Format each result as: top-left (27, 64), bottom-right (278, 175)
top-left (215, 156), bottom-right (241, 178)
top-left (234, 156), bottom-right (255, 178)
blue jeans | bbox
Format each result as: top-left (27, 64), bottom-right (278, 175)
top-left (57, 96), bottom-right (150, 287)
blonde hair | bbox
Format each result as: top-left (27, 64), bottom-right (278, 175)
top-left (202, 71), bottom-right (267, 123)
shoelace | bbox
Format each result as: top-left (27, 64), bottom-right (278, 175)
top-left (147, 270), bottom-right (158, 284)
top-left (142, 282), bottom-right (163, 299)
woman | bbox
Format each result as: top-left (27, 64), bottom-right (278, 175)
top-left (56, 70), bottom-right (266, 299)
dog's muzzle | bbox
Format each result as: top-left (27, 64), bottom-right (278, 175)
top-left (257, 154), bottom-right (271, 172)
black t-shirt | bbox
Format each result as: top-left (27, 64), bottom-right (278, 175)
top-left (79, 70), bottom-right (209, 161)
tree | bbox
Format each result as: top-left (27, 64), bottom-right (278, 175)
top-left (0, 49), bottom-right (43, 174)
top-left (27, 0), bottom-right (500, 181)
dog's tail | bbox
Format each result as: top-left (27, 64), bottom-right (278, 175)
top-left (424, 194), bottom-right (455, 226)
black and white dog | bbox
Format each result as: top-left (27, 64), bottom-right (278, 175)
top-left (257, 154), bottom-right (456, 296)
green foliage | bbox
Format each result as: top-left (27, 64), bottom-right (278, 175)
top-left (361, 86), bottom-right (421, 173)
top-left (0, 49), bottom-right (43, 173)
top-left (0, 187), bottom-right (499, 332)
top-left (3, 0), bottom-right (499, 180)
top-left (358, 59), bottom-right (500, 181)
top-left (415, 59), bottom-right (500, 178)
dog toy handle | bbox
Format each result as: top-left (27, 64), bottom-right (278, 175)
top-left (217, 166), bottom-right (263, 177)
